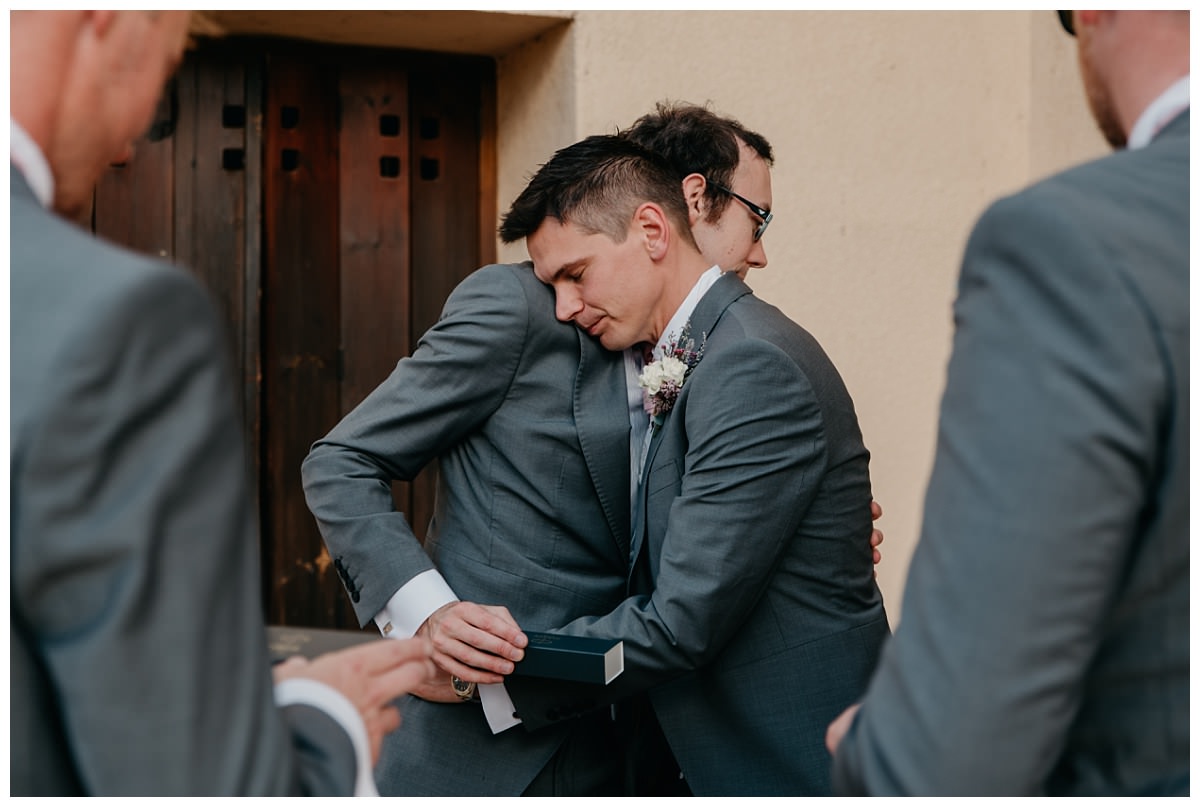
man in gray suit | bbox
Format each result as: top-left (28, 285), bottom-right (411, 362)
top-left (11, 10), bottom-right (435, 796)
top-left (827, 10), bottom-right (1189, 795)
top-left (481, 134), bottom-right (888, 795)
top-left (304, 103), bottom-right (884, 794)
top-left (306, 258), bottom-right (633, 795)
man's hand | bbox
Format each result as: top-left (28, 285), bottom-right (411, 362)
top-left (826, 702), bottom-right (862, 755)
top-left (273, 636), bottom-right (436, 764)
top-left (417, 601), bottom-right (527, 683)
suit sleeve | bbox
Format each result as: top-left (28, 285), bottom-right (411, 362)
top-left (831, 192), bottom-right (1169, 793)
top-left (509, 336), bottom-right (829, 725)
top-left (14, 266), bottom-right (356, 795)
top-left (302, 266), bottom-right (531, 625)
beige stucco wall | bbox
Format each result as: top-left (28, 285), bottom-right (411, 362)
top-left (494, 11), bottom-right (1109, 624)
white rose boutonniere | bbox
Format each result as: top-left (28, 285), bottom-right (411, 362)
top-left (638, 324), bottom-right (706, 430)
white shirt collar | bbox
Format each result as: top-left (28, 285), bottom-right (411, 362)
top-left (11, 118), bottom-right (55, 208)
top-left (651, 265), bottom-right (724, 359)
top-left (1127, 75), bottom-right (1190, 151)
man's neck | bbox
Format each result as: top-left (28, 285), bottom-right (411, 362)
top-left (648, 255), bottom-right (713, 345)
top-left (648, 263), bottom-right (723, 350)
top-left (1108, 14), bottom-right (1190, 142)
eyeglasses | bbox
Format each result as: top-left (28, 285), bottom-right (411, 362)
top-left (707, 180), bottom-right (773, 243)
top-left (1057, 10), bottom-right (1075, 37)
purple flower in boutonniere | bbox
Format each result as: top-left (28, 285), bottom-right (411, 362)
top-left (638, 324), bottom-right (706, 430)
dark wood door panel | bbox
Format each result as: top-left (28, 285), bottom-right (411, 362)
top-left (91, 37), bottom-right (495, 630)
top-left (94, 88), bottom-right (175, 260)
top-left (338, 58), bottom-right (413, 415)
top-left (262, 48), bottom-right (346, 627)
top-left (173, 49), bottom-right (262, 463)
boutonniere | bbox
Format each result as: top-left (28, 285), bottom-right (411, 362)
top-left (638, 324), bottom-right (706, 429)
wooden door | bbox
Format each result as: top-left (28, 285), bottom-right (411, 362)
top-left (93, 37), bottom-right (496, 628)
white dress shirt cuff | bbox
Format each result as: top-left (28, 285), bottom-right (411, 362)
top-left (480, 683), bottom-right (522, 733)
top-left (372, 568), bottom-right (458, 638)
top-left (274, 677), bottom-right (378, 797)
top-left (371, 570), bottom-right (521, 734)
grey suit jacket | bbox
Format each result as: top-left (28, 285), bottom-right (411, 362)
top-left (10, 168), bottom-right (357, 795)
top-left (508, 273), bottom-right (890, 795)
top-left (832, 112), bottom-right (1190, 795)
top-left (303, 262), bottom-right (632, 795)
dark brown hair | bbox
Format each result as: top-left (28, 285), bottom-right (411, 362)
top-left (499, 134), bottom-right (695, 249)
top-left (622, 101), bottom-right (774, 224)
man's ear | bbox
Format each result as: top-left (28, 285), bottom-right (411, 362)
top-left (681, 173), bottom-right (707, 226)
top-left (633, 202), bottom-right (670, 261)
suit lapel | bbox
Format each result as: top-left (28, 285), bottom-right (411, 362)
top-left (688, 270), bottom-right (754, 340)
top-left (574, 328), bottom-right (632, 559)
top-left (628, 273), bottom-right (753, 584)
top-left (641, 272), bottom-right (752, 480)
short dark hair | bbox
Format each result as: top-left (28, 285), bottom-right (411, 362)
top-left (621, 101), bottom-right (774, 225)
top-left (499, 134), bottom-right (695, 249)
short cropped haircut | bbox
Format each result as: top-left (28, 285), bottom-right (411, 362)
top-left (499, 134), bottom-right (696, 250)
top-left (622, 101), bottom-right (774, 225)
